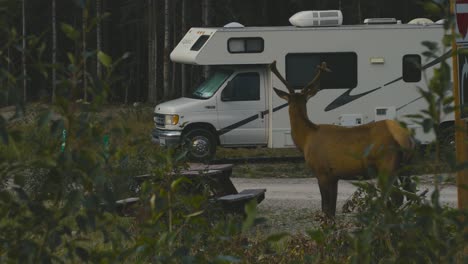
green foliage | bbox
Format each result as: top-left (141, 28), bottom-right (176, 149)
top-left (61, 23), bottom-right (80, 41)
top-left (346, 180), bottom-right (466, 263)
top-left (98, 51), bottom-right (112, 68)
top-left (0, 6), bottom-right (262, 263)
top-left (1, 1), bottom-right (467, 263)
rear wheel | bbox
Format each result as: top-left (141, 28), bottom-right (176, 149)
top-left (439, 126), bottom-right (455, 149)
top-left (438, 125), bottom-right (456, 164)
top-left (183, 128), bottom-right (217, 162)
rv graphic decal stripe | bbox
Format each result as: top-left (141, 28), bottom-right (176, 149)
top-left (384, 77), bottom-right (403, 87)
top-left (422, 49), bottom-right (452, 70)
top-left (218, 102), bottom-right (289, 136)
top-left (324, 49), bottom-right (452, 112)
top-left (218, 115), bottom-right (260, 136)
top-left (397, 96), bottom-right (423, 111)
top-left (324, 87), bottom-right (381, 111)
top-left (273, 102), bottom-right (289, 112)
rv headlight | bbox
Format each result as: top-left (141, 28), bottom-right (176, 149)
top-left (165, 114), bottom-right (179, 125)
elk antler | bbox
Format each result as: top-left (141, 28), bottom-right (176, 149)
top-left (301, 62), bottom-right (331, 95)
top-left (269, 61), bottom-right (295, 93)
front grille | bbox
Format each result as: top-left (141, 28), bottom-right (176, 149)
top-left (154, 114), bottom-right (165, 128)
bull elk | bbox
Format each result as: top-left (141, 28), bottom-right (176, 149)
top-left (270, 61), bottom-right (415, 216)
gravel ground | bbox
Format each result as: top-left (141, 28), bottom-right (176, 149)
top-left (231, 177), bottom-right (458, 234)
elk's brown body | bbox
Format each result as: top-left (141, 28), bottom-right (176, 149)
top-left (270, 61), bottom-right (414, 216)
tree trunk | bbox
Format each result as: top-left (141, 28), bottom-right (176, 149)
top-left (147, 0), bottom-right (158, 103)
top-left (147, 0), bottom-right (152, 103)
top-left (52, 0), bottom-right (57, 102)
top-left (163, 0), bottom-right (170, 100)
top-left (202, 0), bottom-right (210, 79)
top-left (22, 0), bottom-right (27, 103)
top-left (357, 0), bottom-right (362, 23)
top-left (261, 0), bottom-right (268, 26)
top-left (6, 47), bottom-right (11, 104)
top-left (171, 0), bottom-right (178, 98)
top-left (153, 0), bottom-right (158, 103)
top-left (96, 0), bottom-right (102, 78)
top-left (181, 0), bottom-right (187, 97)
top-left (82, 3), bottom-right (88, 102)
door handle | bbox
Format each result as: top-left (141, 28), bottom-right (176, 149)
top-left (205, 105), bottom-right (216, 109)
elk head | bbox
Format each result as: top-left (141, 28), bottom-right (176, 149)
top-left (270, 60), bottom-right (330, 103)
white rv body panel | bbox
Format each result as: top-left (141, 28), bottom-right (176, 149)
top-left (169, 28), bottom-right (217, 64)
top-left (156, 20), bottom-right (452, 154)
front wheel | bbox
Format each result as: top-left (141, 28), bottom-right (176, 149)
top-left (438, 126), bottom-right (456, 164)
top-left (183, 128), bottom-right (217, 162)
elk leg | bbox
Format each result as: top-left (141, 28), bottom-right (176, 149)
top-left (317, 177), bottom-right (338, 217)
top-left (377, 154), bottom-right (404, 206)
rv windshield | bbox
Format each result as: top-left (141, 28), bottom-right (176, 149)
top-left (190, 70), bottom-right (232, 99)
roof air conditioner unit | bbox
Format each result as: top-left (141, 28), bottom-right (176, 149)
top-left (408, 18), bottom-right (433, 25)
top-left (289, 10), bottom-right (343, 27)
top-left (364, 18), bottom-right (398, 24)
top-left (224, 22), bottom-right (245, 28)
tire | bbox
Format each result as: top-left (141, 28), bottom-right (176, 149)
top-left (183, 128), bottom-right (217, 162)
top-left (439, 126), bottom-right (455, 149)
top-left (438, 126), bottom-right (456, 163)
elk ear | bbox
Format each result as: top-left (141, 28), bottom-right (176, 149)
top-left (273, 87), bottom-right (289, 101)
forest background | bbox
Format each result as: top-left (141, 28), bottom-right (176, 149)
top-left (1, 0), bottom-right (443, 106)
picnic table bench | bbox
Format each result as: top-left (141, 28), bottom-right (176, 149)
top-left (115, 163), bottom-right (266, 216)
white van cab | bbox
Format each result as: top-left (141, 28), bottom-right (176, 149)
top-left (153, 66), bottom-right (269, 160)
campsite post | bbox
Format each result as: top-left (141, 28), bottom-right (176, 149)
top-left (452, 0), bottom-right (468, 210)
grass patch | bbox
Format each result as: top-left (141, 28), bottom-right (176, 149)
top-left (232, 162), bottom-right (311, 178)
top-left (216, 147), bottom-right (302, 159)
top-left (216, 147), bottom-right (311, 178)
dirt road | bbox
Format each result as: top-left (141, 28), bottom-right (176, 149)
top-left (232, 177), bottom-right (458, 212)
top-left (230, 177), bottom-right (458, 234)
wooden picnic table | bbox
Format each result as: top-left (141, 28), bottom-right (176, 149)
top-left (133, 163), bottom-right (237, 196)
top-left (116, 163), bottom-right (266, 216)
top-left (184, 163), bottom-right (237, 196)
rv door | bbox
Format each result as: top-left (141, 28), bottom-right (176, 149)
top-left (217, 69), bottom-right (267, 146)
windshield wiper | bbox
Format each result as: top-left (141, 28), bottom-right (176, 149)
top-left (191, 92), bottom-right (206, 99)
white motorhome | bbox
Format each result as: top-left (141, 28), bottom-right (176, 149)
top-left (152, 10), bottom-right (453, 161)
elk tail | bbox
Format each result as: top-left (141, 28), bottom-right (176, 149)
top-left (385, 121), bottom-right (413, 149)
top-left (386, 120), bottom-right (416, 162)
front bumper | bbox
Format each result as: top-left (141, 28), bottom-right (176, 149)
top-left (151, 128), bottom-right (182, 148)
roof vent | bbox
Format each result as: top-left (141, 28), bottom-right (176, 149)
top-left (408, 18), bottom-right (433, 25)
top-left (364, 18), bottom-right (398, 24)
top-left (224, 22), bottom-right (245, 28)
top-left (289, 10), bottom-right (343, 27)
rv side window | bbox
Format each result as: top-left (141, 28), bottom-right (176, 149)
top-left (191, 35), bottom-right (210, 51)
top-left (221, 73), bottom-right (260, 101)
top-left (286, 53), bottom-right (357, 89)
top-left (228, 38), bottom-right (264, 53)
top-left (403, 55), bottom-right (421, 82)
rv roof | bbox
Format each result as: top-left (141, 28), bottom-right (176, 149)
top-left (170, 22), bottom-right (443, 66)
top-left (213, 23), bottom-right (442, 32)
